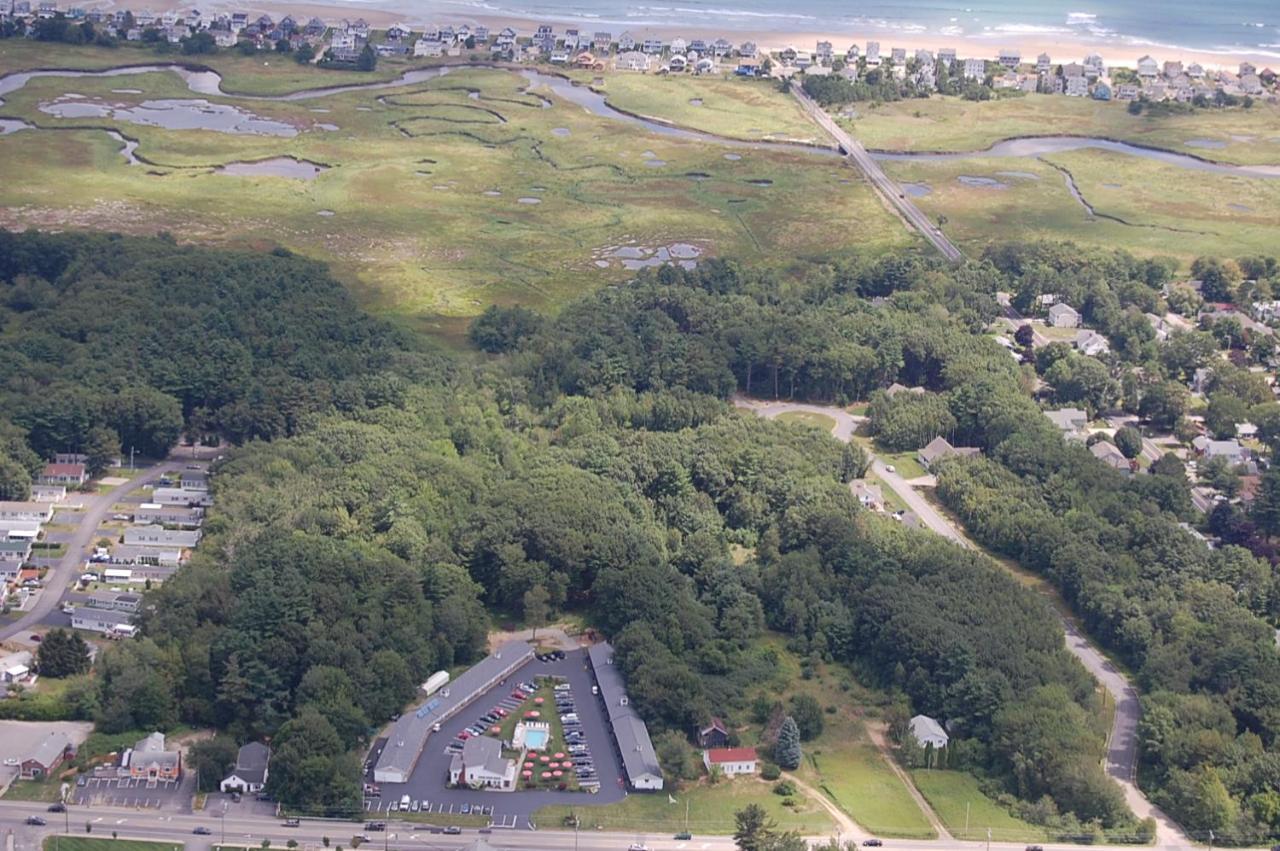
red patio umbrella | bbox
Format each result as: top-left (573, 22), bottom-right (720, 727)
top-left (552, 770), bottom-right (563, 778)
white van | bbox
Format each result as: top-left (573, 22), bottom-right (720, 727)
top-left (400, 794), bottom-right (410, 810)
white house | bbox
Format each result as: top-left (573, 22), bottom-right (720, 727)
top-left (220, 742), bottom-right (271, 793)
top-left (1048, 303), bottom-right (1080, 328)
top-left (909, 715), bottom-right (949, 749)
top-left (449, 736), bottom-right (516, 790)
top-left (962, 57), bottom-right (986, 80)
top-left (1074, 329), bottom-right (1110, 357)
top-left (702, 747), bottom-right (758, 777)
top-left (615, 51), bottom-right (650, 72)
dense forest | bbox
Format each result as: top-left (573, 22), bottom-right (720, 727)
top-left (3, 233), bottom-right (1277, 841)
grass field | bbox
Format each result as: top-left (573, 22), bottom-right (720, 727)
top-left (776, 410), bottom-right (838, 432)
top-left (574, 71), bottom-right (821, 143)
top-left (798, 739), bottom-right (935, 839)
top-left (878, 149), bottom-right (1280, 263)
top-left (874, 450), bottom-right (928, 480)
top-left (848, 94), bottom-right (1280, 166)
top-left (911, 770), bottom-right (1047, 842)
top-left (45, 839), bottom-right (181, 851)
top-left (0, 58), bottom-right (910, 342)
top-left (534, 776), bottom-right (835, 836)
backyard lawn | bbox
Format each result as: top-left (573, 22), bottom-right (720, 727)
top-left (911, 770), bottom-right (1047, 842)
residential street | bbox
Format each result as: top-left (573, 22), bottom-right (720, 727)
top-left (734, 396), bottom-right (1186, 844)
top-left (0, 461), bottom-right (180, 643)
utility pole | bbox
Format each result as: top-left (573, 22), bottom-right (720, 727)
top-left (964, 802), bottom-right (969, 836)
top-left (986, 826), bottom-right (992, 851)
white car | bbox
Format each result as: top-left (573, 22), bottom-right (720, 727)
top-left (629, 844), bottom-right (649, 851)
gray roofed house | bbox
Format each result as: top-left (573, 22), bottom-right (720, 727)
top-left (121, 731), bottom-right (181, 781)
top-left (588, 642), bottom-right (663, 790)
top-left (87, 591), bottom-right (142, 612)
top-left (1044, 407), bottom-right (1089, 437)
top-left (21, 731), bottom-right (73, 779)
top-left (71, 605), bottom-right (134, 634)
top-left (448, 735), bottom-right (516, 789)
top-left (179, 469), bottom-right (208, 491)
top-left (124, 525), bottom-right (201, 549)
top-left (1090, 440), bottom-right (1130, 471)
top-left (909, 714), bottom-right (949, 749)
top-left (221, 742), bottom-right (270, 792)
top-left (373, 640), bottom-right (534, 783)
top-left (918, 436), bottom-right (980, 471)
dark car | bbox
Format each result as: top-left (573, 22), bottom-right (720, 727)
top-left (1025, 846), bottom-right (1044, 851)
top-left (443, 826), bottom-right (462, 835)
top-left (26, 817), bottom-right (47, 826)
top-left (47, 803), bottom-right (66, 813)
top-left (29, 634), bottom-right (41, 642)
top-left (863, 841), bottom-right (883, 847)
top-left (674, 832), bottom-right (692, 840)
top-left (193, 827), bottom-right (212, 835)
top-left (365, 822), bottom-right (386, 831)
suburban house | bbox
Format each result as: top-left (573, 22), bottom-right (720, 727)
top-left (31, 485), bottom-right (66, 502)
top-left (885, 382), bottom-right (926, 398)
top-left (697, 717), bottom-right (730, 749)
top-left (1193, 437), bottom-right (1250, 466)
top-left (1074, 329), bottom-right (1110, 357)
top-left (1, 650), bottom-right (33, 683)
top-left (0, 502), bottom-right (54, 523)
top-left (150, 486), bottom-right (213, 506)
top-left (1048, 303), bottom-right (1080, 328)
top-left (70, 606), bottom-right (135, 635)
top-left (119, 732), bottom-right (181, 782)
top-left (918, 436), bottom-right (981, 471)
top-left (87, 590), bottom-right (141, 612)
top-left (22, 731), bottom-right (74, 779)
top-left (124, 525), bottom-right (201, 549)
top-left (1090, 440), bottom-right (1131, 471)
top-left (909, 714), bottom-right (949, 749)
top-left (615, 51), bottom-right (650, 72)
top-left (40, 463), bottom-right (87, 486)
top-left (1044, 408), bottom-right (1089, 437)
top-left (702, 746), bottom-right (758, 778)
top-left (221, 742), bottom-right (271, 793)
top-left (449, 735), bottom-right (516, 790)
top-left (133, 504), bottom-right (204, 528)
top-left (851, 481), bottom-right (884, 510)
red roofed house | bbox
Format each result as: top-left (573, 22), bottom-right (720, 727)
top-left (40, 463), bottom-right (87, 486)
top-left (702, 746), bottom-right (758, 777)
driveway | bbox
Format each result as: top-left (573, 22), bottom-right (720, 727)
top-left (366, 649), bottom-right (627, 829)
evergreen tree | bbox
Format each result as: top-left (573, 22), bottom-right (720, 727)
top-left (37, 628), bottom-right (91, 677)
top-left (356, 43), bottom-right (377, 71)
top-left (775, 716), bottom-right (802, 770)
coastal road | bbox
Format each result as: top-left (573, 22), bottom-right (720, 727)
top-left (789, 85), bottom-right (965, 263)
top-left (0, 461), bottom-right (180, 643)
top-left (734, 396), bottom-right (1186, 844)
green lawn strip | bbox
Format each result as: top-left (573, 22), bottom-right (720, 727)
top-left (534, 776), bottom-right (834, 835)
top-left (801, 741), bottom-right (935, 839)
top-left (910, 770), bottom-right (1047, 842)
top-left (44, 839), bottom-right (182, 851)
top-left (775, 411), bottom-right (838, 432)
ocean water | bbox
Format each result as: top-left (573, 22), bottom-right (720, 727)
top-left (392, 0), bottom-right (1280, 59)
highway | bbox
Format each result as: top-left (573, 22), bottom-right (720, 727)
top-left (0, 461), bottom-right (181, 643)
top-left (732, 397), bottom-right (1186, 844)
top-left (788, 85), bottom-right (965, 264)
top-left (0, 798), bottom-right (1205, 851)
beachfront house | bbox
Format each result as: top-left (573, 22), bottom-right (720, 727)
top-left (1036, 52), bottom-right (1051, 73)
top-left (963, 57), bottom-right (985, 80)
top-left (865, 41), bottom-right (880, 65)
top-left (1137, 54), bottom-right (1159, 79)
top-left (616, 51), bottom-right (650, 72)
top-left (815, 40), bottom-right (833, 65)
top-left (997, 48), bottom-right (1020, 69)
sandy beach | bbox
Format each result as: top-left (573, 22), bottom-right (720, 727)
top-left (105, 0), bottom-right (1277, 71)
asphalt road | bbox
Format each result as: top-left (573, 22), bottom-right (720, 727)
top-left (0, 797), bottom-right (1208, 851)
top-left (789, 85), bottom-right (964, 264)
top-left (0, 461), bottom-right (180, 643)
top-left (733, 397), bottom-right (1186, 844)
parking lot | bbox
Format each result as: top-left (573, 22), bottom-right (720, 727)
top-left (362, 648), bottom-right (628, 828)
top-left (73, 774), bottom-right (193, 811)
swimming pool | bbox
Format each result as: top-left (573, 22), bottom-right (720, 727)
top-left (523, 729), bottom-right (549, 750)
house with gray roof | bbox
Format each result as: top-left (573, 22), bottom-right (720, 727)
top-left (22, 731), bottom-right (73, 779)
top-left (1090, 440), bottom-right (1130, 471)
top-left (448, 735), bottom-right (515, 789)
top-left (124, 525), bottom-right (201, 549)
top-left (909, 714), bottom-right (948, 749)
top-left (588, 642), bottom-right (663, 790)
top-left (71, 605), bottom-right (134, 634)
top-left (918, 436), bottom-right (981, 471)
top-left (120, 731), bottom-right (181, 782)
top-left (1044, 407), bottom-right (1089, 437)
top-left (221, 742), bottom-right (270, 793)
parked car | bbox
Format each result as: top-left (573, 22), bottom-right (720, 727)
top-left (460, 803), bottom-right (471, 814)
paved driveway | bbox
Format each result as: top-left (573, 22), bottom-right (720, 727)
top-left (367, 649), bottom-right (628, 829)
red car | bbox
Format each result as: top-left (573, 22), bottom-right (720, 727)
top-left (458, 731), bottom-right (471, 740)
top-left (30, 634), bottom-right (41, 642)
